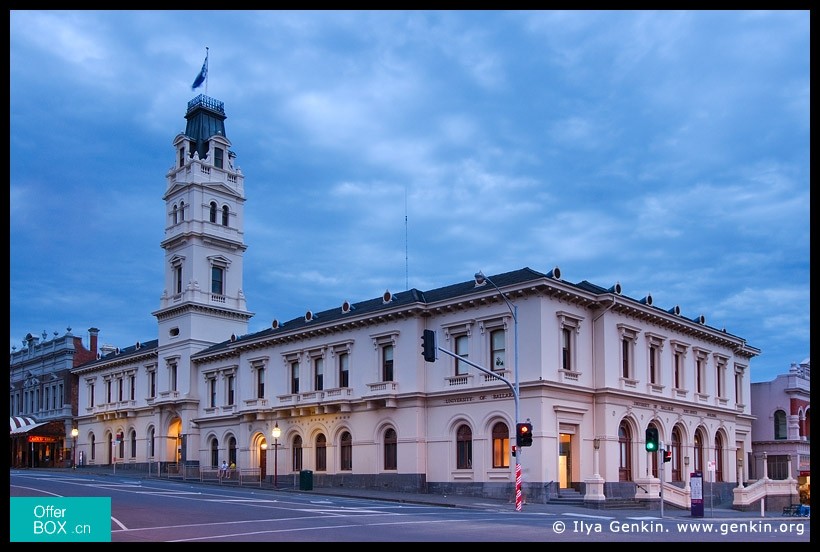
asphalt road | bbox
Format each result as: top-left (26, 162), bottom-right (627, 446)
top-left (10, 470), bottom-right (810, 542)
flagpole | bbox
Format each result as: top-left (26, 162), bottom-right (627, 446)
top-left (204, 46), bottom-right (209, 96)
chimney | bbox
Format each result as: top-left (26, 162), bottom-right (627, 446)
top-left (88, 327), bottom-right (100, 355)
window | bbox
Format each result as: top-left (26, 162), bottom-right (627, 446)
top-left (694, 348), bottom-right (709, 394)
top-left (106, 380), bottom-right (112, 403)
top-left (130, 430), bottom-right (137, 458)
top-left (314, 357), bottom-right (324, 391)
top-left (714, 355), bottom-right (727, 398)
top-left (227, 374), bottom-right (235, 405)
top-left (91, 434), bottom-right (96, 461)
top-left (734, 364), bottom-right (745, 406)
top-left (456, 425), bottom-right (473, 469)
top-left (618, 421), bottom-right (632, 482)
top-left (210, 438), bottom-right (219, 468)
top-left (148, 427), bottom-right (155, 457)
top-left (562, 328), bottom-right (572, 371)
top-left (174, 265), bottom-right (182, 295)
top-left (148, 371), bottom-right (155, 399)
top-left (209, 201), bottom-right (217, 223)
top-left (290, 361), bottom-right (300, 394)
top-left (209, 378), bottom-right (217, 408)
top-left (256, 366), bottom-right (265, 399)
top-left (455, 335), bottom-right (469, 376)
top-left (671, 341), bottom-right (688, 389)
top-left (179, 201), bottom-right (185, 221)
top-left (169, 363), bottom-right (177, 392)
top-left (118, 378), bottom-right (123, 402)
top-left (292, 436), bottom-right (303, 472)
top-left (646, 333), bottom-right (664, 386)
top-left (129, 375), bottom-right (135, 401)
top-left (492, 422), bottom-right (510, 469)
top-left (173, 204), bottom-right (178, 224)
top-left (214, 147), bottom-right (224, 169)
top-left (671, 427), bottom-right (682, 482)
top-left (315, 434), bottom-right (327, 471)
top-left (382, 345), bottom-right (394, 382)
top-left (339, 352), bottom-right (349, 388)
top-left (384, 428), bottom-right (397, 470)
top-left (693, 430), bottom-right (704, 472)
top-left (228, 436), bottom-right (237, 466)
top-left (557, 311), bottom-right (583, 372)
top-left (714, 433), bottom-right (724, 482)
top-left (490, 329), bottom-right (506, 372)
top-left (221, 205), bottom-right (229, 226)
top-left (89, 382), bottom-right (95, 408)
top-left (340, 431), bottom-right (352, 471)
top-left (179, 147), bottom-right (185, 168)
top-left (211, 266), bottom-right (224, 295)
top-left (774, 410), bottom-right (788, 439)
top-left (617, 324), bottom-right (639, 380)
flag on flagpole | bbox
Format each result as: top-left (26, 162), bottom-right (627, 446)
top-left (192, 49), bottom-right (208, 90)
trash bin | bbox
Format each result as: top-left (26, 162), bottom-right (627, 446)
top-left (299, 469), bottom-right (313, 491)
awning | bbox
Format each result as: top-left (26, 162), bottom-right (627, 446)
top-left (9, 416), bottom-right (49, 435)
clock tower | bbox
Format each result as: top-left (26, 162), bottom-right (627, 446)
top-left (153, 94), bottom-right (253, 394)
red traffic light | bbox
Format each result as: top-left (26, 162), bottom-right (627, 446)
top-left (663, 449), bottom-right (673, 463)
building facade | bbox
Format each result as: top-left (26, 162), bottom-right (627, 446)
top-left (71, 94), bottom-right (761, 506)
top-left (750, 358), bottom-right (810, 504)
top-left (9, 328), bottom-right (99, 468)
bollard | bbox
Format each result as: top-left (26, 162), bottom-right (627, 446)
top-left (760, 498), bottom-right (765, 517)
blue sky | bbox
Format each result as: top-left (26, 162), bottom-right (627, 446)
top-left (10, 10), bottom-right (809, 383)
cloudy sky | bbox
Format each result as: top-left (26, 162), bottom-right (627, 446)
top-left (10, 10), bottom-right (809, 383)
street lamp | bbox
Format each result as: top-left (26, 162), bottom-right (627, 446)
top-left (474, 270), bottom-right (522, 511)
top-left (272, 422), bottom-right (281, 489)
top-left (71, 428), bottom-right (79, 469)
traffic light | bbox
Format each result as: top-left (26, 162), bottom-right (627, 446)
top-left (115, 431), bottom-right (123, 443)
top-left (511, 445), bottom-right (517, 457)
top-left (663, 449), bottom-right (673, 463)
top-left (645, 427), bottom-right (659, 452)
top-left (516, 422), bottom-right (533, 447)
top-left (421, 329), bottom-right (437, 362)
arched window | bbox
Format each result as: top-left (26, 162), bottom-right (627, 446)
top-left (130, 430), bottom-right (137, 458)
top-left (292, 435), bottom-right (303, 472)
top-left (173, 204), bottom-right (178, 225)
top-left (671, 427), bottom-right (682, 482)
top-left (714, 433), bottom-right (724, 482)
top-left (315, 434), bottom-right (327, 471)
top-left (222, 205), bottom-right (229, 226)
top-left (210, 437), bottom-right (219, 468)
top-left (91, 434), bottom-right (96, 461)
top-left (774, 410), bottom-right (788, 439)
top-left (618, 421), bottom-right (632, 482)
top-left (694, 430), bottom-right (704, 472)
top-left (384, 428), bottom-right (397, 470)
top-left (456, 424), bottom-right (472, 469)
top-left (179, 201), bottom-right (185, 221)
top-left (209, 201), bottom-right (217, 223)
top-left (340, 431), bottom-right (352, 471)
top-left (148, 427), bottom-right (155, 458)
top-left (492, 421), bottom-right (510, 468)
top-left (228, 436), bottom-right (237, 466)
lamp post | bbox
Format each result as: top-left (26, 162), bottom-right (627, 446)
top-left (272, 423), bottom-right (281, 489)
top-left (474, 271), bottom-right (522, 511)
top-left (71, 428), bottom-right (79, 470)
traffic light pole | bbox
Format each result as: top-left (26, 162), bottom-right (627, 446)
top-left (434, 344), bottom-right (523, 511)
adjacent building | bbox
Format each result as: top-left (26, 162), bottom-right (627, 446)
top-left (750, 358), bottom-right (811, 504)
top-left (67, 93), bottom-right (763, 507)
top-left (9, 328), bottom-right (99, 468)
